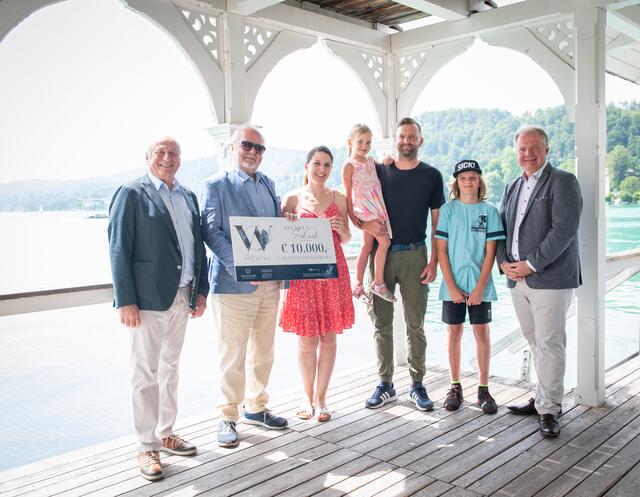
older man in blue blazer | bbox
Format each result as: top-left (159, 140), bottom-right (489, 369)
top-left (201, 125), bottom-right (287, 448)
top-left (109, 137), bottom-right (209, 481)
top-left (497, 125), bottom-right (582, 438)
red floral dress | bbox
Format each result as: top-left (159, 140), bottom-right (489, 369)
top-left (279, 202), bottom-right (355, 336)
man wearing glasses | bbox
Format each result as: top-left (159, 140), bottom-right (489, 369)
top-left (200, 125), bottom-right (287, 448)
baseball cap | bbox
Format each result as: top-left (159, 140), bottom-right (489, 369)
top-left (453, 159), bottom-right (482, 177)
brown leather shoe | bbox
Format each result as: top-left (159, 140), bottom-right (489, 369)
top-left (538, 414), bottom-right (561, 437)
top-left (507, 397), bottom-right (537, 415)
top-left (162, 434), bottom-right (197, 456)
top-left (138, 450), bottom-right (164, 481)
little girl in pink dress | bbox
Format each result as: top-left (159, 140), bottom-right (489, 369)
top-left (342, 124), bottom-right (396, 303)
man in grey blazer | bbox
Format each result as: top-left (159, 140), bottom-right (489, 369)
top-left (497, 125), bottom-right (582, 437)
top-left (109, 137), bottom-right (209, 480)
top-left (201, 125), bottom-right (287, 449)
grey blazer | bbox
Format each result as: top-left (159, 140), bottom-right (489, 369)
top-left (496, 163), bottom-right (582, 289)
top-left (108, 175), bottom-right (209, 311)
top-left (200, 168), bottom-right (280, 294)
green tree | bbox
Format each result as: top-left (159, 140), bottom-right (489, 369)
top-left (619, 175), bottom-right (640, 201)
top-left (620, 192), bottom-right (634, 203)
top-left (557, 158), bottom-right (575, 174)
top-left (607, 145), bottom-right (636, 190)
top-left (500, 147), bottom-right (520, 182)
top-left (484, 170), bottom-right (504, 205)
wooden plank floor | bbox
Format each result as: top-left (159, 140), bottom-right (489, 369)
top-left (2, 355), bottom-right (640, 497)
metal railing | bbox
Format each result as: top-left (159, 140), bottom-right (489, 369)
top-left (2, 250), bottom-right (639, 377)
top-left (478, 247), bottom-right (640, 381)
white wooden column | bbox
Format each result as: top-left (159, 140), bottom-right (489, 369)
top-left (207, 122), bottom-right (239, 171)
top-left (221, 12), bottom-right (249, 124)
top-left (207, 13), bottom-right (250, 171)
top-left (574, 5), bottom-right (607, 407)
top-left (384, 52), bottom-right (399, 138)
top-left (382, 52), bottom-right (408, 368)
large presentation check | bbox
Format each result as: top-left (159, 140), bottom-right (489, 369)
top-left (229, 216), bottom-right (338, 282)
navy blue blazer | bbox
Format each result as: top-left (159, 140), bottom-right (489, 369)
top-left (108, 174), bottom-right (209, 311)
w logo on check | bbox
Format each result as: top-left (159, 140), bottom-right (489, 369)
top-left (234, 225), bottom-right (271, 251)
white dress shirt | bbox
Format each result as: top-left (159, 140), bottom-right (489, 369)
top-left (511, 162), bottom-right (547, 272)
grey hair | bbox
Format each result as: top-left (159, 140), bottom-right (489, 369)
top-left (514, 125), bottom-right (549, 148)
top-left (147, 137), bottom-right (181, 157)
top-left (231, 125), bottom-right (264, 144)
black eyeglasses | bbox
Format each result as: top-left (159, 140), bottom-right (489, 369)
top-left (237, 140), bottom-right (266, 155)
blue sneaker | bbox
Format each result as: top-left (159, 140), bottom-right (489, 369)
top-left (243, 409), bottom-right (288, 429)
top-left (217, 420), bottom-right (239, 448)
top-left (408, 382), bottom-right (433, 411)
top-left (365, 381), bottom-right (397, 409)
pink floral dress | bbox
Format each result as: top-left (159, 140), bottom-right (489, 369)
top-left (348, 157), bottom-right (392, 237)
top-left (279, 201), bottom-right (355, 336)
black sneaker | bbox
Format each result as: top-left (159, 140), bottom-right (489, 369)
top-left (365, 381), bottom-right (397, 409)
top-left (477, 386), bottom-right (498, 414)
top-left (408, 382), bottom-right (434, 411)
top-left (444, 383), bottom-right (463, 411)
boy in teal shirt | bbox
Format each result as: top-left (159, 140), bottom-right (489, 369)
top-left (435, 160), bottom-right (505, 413)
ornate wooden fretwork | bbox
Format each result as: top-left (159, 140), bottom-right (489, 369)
top-left (530, 21), bottom-right (575, 66)
top-left (244, 21), bottom-right (276, 68)
top-left (399, 52), bottom-right (427, 90)
top-left (180, 9), bottom-right (220, 67)
top-left (361, 51), bottom-right (384, 91)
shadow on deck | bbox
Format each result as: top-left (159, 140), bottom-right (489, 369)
top-left (2, 355), bottom-right (640, 497)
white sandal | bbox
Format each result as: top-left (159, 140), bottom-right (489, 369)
top-left (352, 286), bottom-right (371, 304)
top-left (370, 283), bottom-right (397, 302)
top-left (296, 402), bottom-right (315, 420)
top-left (317, 406), bottom-right (332, 422)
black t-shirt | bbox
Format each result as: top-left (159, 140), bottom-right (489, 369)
top-left (376, 161), bottom-right (446, 244)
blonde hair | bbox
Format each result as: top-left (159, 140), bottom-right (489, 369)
top-left (347, 123), bottom-right (372, 156)
top-left (449, 172), bottom-right (487, 200)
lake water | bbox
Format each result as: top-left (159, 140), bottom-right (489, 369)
top-left (0, 206), bottom-right (639, 471)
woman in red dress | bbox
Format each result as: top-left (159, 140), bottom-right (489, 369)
top-left (279, 145), bottom-right (355, 422)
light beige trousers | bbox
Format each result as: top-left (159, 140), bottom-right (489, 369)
top-left (130, 286), bottom-right (190, 452)
top-left (510, 279), bottom-right (573, 416)
top-left (211, 282), bottom-right (280, 422)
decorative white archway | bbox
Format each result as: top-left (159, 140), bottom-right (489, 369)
top-left (481, 27), bottom-right (575, 121)
top-left (0, 0), bottom-right (224, 120)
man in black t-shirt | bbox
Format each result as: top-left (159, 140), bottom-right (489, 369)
top-left (361, 117), bottom-right (445, 411)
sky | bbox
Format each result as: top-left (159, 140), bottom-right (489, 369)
top-left (1, 0), bottom-right (639, 183)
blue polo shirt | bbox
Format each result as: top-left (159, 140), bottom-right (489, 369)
top-left (435, 199), bottom-right (505, 302)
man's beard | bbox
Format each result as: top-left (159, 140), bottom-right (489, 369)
top-left (398, 145), bottom-right (417, 159)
